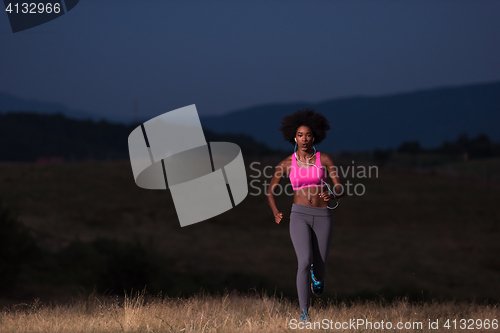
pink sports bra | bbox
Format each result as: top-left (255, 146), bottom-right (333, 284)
top-left (289, 151), bottom-right (327, 191)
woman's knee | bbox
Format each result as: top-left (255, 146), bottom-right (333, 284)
top-left (297, 258), bottom-right (312, 272)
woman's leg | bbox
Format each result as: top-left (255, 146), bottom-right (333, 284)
top-left (311, 214), bottom-right (334, 281)
top-left (289, 211), bottom-right (313, 313)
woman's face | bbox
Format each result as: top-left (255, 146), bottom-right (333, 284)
top-left (295, 125), bottom-right (314, 151)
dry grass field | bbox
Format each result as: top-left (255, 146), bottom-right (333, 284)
top-left (0, 291), bottom-right (498, 332)
top-left (0, 157), bottom-right (499, 331)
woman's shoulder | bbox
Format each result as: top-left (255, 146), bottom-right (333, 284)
top-left (271, 154), bottom-right (292, 177)
top-left (278, 154), bottom-right (293, 167)
top-left (319, 151), bottom-right (336, 165)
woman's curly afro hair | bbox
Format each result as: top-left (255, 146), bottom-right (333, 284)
top-left (279, 108), bottom-right (330, 145)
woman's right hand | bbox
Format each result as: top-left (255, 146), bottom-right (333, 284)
top-left (274, 212), bottom-right (283, 224)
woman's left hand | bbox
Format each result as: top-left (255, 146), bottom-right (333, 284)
top-left (319, 191), bottom-right (334, 201)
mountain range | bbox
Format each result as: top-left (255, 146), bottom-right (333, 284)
top-left (1, 81), bottom-right (499, 152)
top-left (0, 112), bottom-right (281, 162)
top-left (200, 81), bottom-right (500, 152)
top-left (0, 91), bottom-right (100, 121)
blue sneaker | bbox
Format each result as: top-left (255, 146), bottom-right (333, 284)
top-left (310, 264), bottom-right (324, 297)
top-left (300, 310), bottom-right (310, 322)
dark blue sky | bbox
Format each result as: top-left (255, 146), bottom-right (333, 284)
top-left (1, 0), bottom-right (499, 122)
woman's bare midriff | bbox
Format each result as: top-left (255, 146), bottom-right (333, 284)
top-left (293, 186), bottom-right (329, 207)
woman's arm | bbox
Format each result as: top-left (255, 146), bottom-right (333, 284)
top-left (321, 152), bottom-right (345, 198)
top-left (266, 158), bottom-right (289, 224)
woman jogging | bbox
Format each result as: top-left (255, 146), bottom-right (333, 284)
top-left (266, 108), bottom-right (343, 322)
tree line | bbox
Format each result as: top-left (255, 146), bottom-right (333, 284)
top-left (0, 111), bottom-right (281, 162)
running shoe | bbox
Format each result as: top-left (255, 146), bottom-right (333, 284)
top-left (310, 264), bottom-right (324, 297)
top-left (300, 310), bottom-right (310, 322)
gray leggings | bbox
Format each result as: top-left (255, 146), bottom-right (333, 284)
top-left (289, 203), bottom-right (334, 312)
